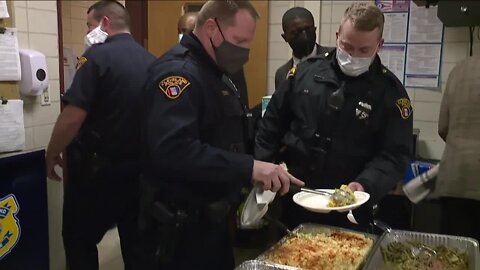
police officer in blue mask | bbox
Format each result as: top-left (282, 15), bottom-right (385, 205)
top-left (139, 1), bottom-right (304, 269)
top-left (256, 2), bottom-right (413, 231)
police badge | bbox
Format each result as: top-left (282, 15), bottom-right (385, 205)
top-left (355, 101), bottom-right (372, 120)
top-left (0, 194), bottom-right (21, 260)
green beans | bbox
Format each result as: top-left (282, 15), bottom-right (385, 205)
top-left (380, 241), bottom-right (468, 270)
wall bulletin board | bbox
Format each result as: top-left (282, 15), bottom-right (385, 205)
top-left (376, 0), bottom-right (444, 89)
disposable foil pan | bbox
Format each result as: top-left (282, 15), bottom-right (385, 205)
top-left (363, 230), bottom-right (480, 270)
top-left (256, 223), bottom-right (378, 270)
top-left (235, 260), bottom-right (294, 270)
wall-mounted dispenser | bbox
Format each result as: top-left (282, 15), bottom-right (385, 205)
top-left (19, 49), bottom-right (48, 96)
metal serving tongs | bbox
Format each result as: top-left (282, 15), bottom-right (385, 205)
top-left (372, 220), bottom-right (437, 257)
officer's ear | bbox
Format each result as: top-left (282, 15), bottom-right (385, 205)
top-left (377, 38), bottom-right (384, 52)
top-left (100, 16), bottom-right (112, 32)
top-left (204, 18), bottom-right (218, 39)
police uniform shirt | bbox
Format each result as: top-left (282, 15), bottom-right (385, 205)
top-left (256, 49), bottom-right (413, 203)
top-left (141, 34), bottom-right (253, 202)
top-left (63, 33), bottom-right (155, 156)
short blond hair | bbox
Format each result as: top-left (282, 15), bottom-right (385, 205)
top-left (196, 0), bottom-right (259, 27)
top-left (339, 3), bottom-right (384, 38)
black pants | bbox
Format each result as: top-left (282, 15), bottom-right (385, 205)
top-left (62, 154), bottom-right (141, 270)
top-left (137, 181), bottom-right (235, 270)
top-left (138, 216), bottom-right (235, 270)
top-left (440, 197), bottom-right (480, 241)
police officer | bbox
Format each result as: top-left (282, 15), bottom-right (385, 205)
top-left (45, 1), bottom-right (155, 269)
top-left (255, 2), bottom-right (413, 230)
top-left (139, 1), bottom-right (303, 269)
top-left (275, 7), bottom-right (332, 90)
top-left (177, 12), bottom-right (197, 39)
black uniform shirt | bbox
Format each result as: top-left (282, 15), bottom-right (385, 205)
top-left (63, 33), bottom-right (155, 156)
top-left (256, 49), bottom-right (413, 203)
top-left (141, 34), bottom-right (253, 203)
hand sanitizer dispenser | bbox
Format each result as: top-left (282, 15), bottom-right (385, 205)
top-left (19, 49), bottom-right (49, 96)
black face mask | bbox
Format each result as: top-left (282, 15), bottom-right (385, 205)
top-left (289, 29), bottom-right (316, 59)
top-left (209, 19), bottom-right (250, 75)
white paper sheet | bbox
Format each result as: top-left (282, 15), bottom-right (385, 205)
top-left (405, 44), bottom-right (441, 88)
top-left (0, 28), bottom-right (21, 81)
top-left (0, 100), bottom-right (25, 153)
top-left (383, 13), bottom-right (408, 43)
top-left (408, 1), bottom-right (443, 43)
top-left (0, 0), bottom-right (9, 18)
top-left (406, 44), bottom-right (441, 75)
top-left (378, 44), bottom-right (406, 83)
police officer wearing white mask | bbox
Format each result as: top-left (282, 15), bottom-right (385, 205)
top-left (46, 1), bottom-right (154, 269)
top-left (255, 2), bottom-right (413, 230)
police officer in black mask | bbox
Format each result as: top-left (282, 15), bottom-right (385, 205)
top-left (139, 1), bottom-right (304, 269)
top-left (274, 7), bottom-right (332, 90)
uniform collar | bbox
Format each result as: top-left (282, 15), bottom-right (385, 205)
top-left (104, 32), bottom-right (133, 43)
top-left (292, 45), bottom-right (318, 66)
top-left (180, 33), bottom-right (223, 76)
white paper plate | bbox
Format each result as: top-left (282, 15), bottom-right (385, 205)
top-left (293, 189), bottom-right (370, 213)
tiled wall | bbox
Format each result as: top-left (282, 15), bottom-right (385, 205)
top-left (267, 1), bottom-right (293, 94)
top-left (11, 1), bottom-right (65, 270)
top-left (266, 0), bottom-right (480, 160)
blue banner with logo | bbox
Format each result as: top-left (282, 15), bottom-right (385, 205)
top-left (0, 150), bottom-right (49, 270)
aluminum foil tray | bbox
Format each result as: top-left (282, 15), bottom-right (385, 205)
top-left (235, 260), bottom-right (295, 270)
top-left (363, 230), bottom-right (480, 270)
top-left (256, 223), bottom-right (378, 270)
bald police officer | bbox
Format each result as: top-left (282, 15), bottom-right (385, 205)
top-left (46, 1), bottom-right (155, 269)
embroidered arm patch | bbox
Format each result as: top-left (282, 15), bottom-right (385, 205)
top-left (396, 98), bottom-right (412, 119)
top-left (158, 76), bottom-right (191, 99)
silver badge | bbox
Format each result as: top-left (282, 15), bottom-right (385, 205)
top-left (356, 101), bottom-right (372, 120)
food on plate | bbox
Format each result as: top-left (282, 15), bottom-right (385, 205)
top-left (381, 241), bottom-right (468, 270)
top-left (265, 231), bottom-right (373, 270)
top-left (327, 184), bottom-right (356, 207)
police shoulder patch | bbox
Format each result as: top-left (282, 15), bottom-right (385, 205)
top-left (76, 56), bottom-right (88, 69)
top-left (396, 98), bottom-right (412, 119)
top-left (158, 76), bottom-right (191, 99)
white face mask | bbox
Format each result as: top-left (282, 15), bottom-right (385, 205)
top-left (336, 45), bottom-right (377, 77)
top-left (84, 24), bottom-right (108, 49)
top-left (178, 33), bottom-right (183, 42)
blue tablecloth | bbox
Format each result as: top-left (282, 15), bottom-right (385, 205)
top-left (0, 150), bottom-right (49, 270)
